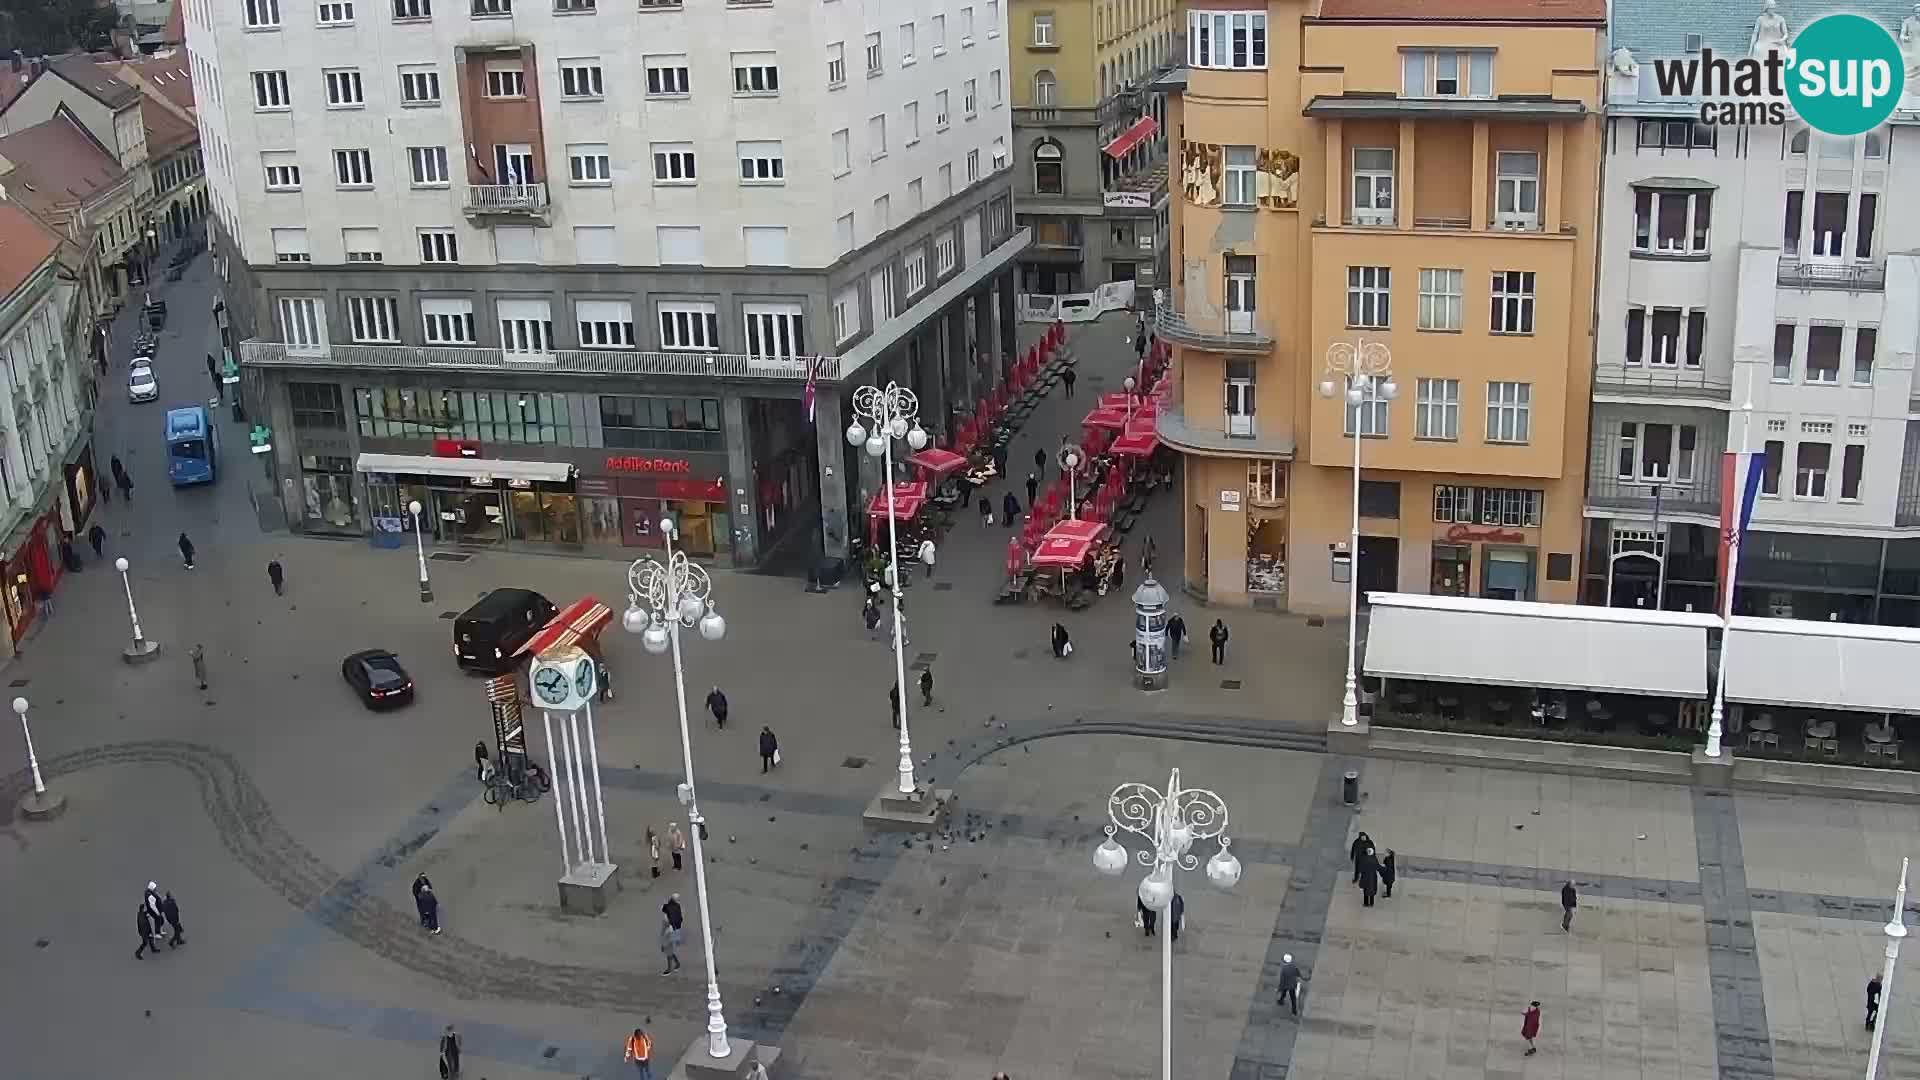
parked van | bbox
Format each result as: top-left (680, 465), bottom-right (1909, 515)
top-left (453, 588), bottom-right (557, 673)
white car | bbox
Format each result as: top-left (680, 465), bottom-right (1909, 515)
top-left (128, 358), bottom-right (158, 403)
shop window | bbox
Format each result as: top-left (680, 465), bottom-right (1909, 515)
top-left (1246, 514), bottom-right (1285, 595)
top-left (289, 381), bottom-right (346, 429)
top-left (353, 386), bottom-right (577, 445)
top-left (1247, 460), bottom-right (1284, 505)
top-left (599, 395), bottom-right (723, 452)
top-left (299, 455), bottom-right (357, 530)
top-left (508, 489), bottom-right (581, 546)
top-left (1481, 548), bottom-right (1535, 601)
top-left (1433, 485), bottom-right (1542, 527)
top-left (1430, 544), bottom-right (1470, 596)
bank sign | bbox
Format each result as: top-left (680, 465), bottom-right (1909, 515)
top-left (1649, 14), bottom-right (1905, 136)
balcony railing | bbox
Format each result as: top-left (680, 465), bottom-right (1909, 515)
top-left (1586, 475), bottom-right (1721, 518)
top-left (1154, 306), bottom-right (1272, 352)
top-left (1592, 363), bottom-right (1732, 400)
top-left (464, 183), bottom-right (550, 216)
top-left (240, 341), bottom-right (841, 381)
top-left (1777, 257), bottom-right (1886, 292)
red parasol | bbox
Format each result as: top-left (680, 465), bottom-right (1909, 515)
top-left (1030, 535), bottom-right (1094, 568)
top-left (908, 447), bottom-right (968, 478)
top-left (1110, 430), bottom-right (1159, 458)
top-left (1083, 405), bottom-right (1129, 430)
top-left (1046, 518), bottom-right (1107, 544)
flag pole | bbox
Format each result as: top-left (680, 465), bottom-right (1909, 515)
top-left (1707, 368), bottom-right (1756, 759)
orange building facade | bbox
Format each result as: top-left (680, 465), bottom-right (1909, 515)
top-left (1158, 0), bottom-right (1604, 613)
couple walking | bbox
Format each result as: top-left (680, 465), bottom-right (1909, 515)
top-left (134, 881), bottom-right (185, 958)
top-left (1348, 831), bottom-right (1396, 907)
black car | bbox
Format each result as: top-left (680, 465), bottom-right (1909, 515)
top-left (342, 649), bottom-right (416, 709)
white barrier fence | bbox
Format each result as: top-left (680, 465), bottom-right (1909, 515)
top-left (1017, 280), bottom-right (1138, 324)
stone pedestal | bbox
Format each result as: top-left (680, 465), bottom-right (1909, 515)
top-left (669, 1035), bottom-right (781, 1080)
top-left (1137, 669), bottom-right (1167, 692)
top-left (1326, 713), bottom-right (1371, 756)
top-left (1690, 748), bottom-right (1735, 791)
top-left (122, 639), bottom-right (161, 665)
top-left (18, 788), bottom-right (66, 820)
top-left (861, 782), bottom-right (953, 832)
top-left (557, 861), bottom-right (619, 916)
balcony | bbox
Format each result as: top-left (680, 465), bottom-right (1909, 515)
top-left (463, 183), bottom-right (551, 223)
top-left (240, 341), bottom-right (841, 382)
top-left (1777, 257), bottom-right (1886, 292)
top-left (1155, 306), bottom-right (1272, 353)
top-left (1591, 363), bottom-right (1731, 402)
top-left (1155, 401), bottom-right (1295, 458)
top-left (1586, 475), bottom-right (1721, 519)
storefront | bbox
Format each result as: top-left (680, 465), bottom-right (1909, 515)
top-left (60, 444), bottom-right (99, 534)
top-left (593, 453), bottom-right (734, 561)
top-left (1, 507), bottom-right (65, 648)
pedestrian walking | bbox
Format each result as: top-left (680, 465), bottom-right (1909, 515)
top-left (1033, 447), bottom-right (1046, 476)
top-left (744, 1059), bottom-right (769, 1080)
top-left (919, 667), bottom-right (934, 707)
top-left (1050, 621), bottom-right (1072, 659)
top-left (1168, 613), bottom-right (1187, 659)
top-left (1062, 365), bottom-right (1077, 397)
top-left (1380, 850), bottom-right (1396, 899)
top-left (474, 741), bottom-right (493, 782)
top-left (759, 725), bottom-right (779, 773)
top-left (1025, 472), bottom-right (1039, 507)
top-left (100, 469), bottom-right (111, 502)
top-left (1868, 973), bottom-right (1883, 1030)
top-left (1358, 848), bottom-right (1379, 907)
top-left (1170, 892), bottom-right (1185, 943)
top-left (1141, 534), bottom-right (1156, 575)
top-left (439, 1025), bottom-right (463, 1078)
top-left (1349, 831), bottom-right (1373, 884)
top-left (135, 904), bottom-right (161, 959)
top-left (190, 643), bottom-right (208, 690)
top-left (705, 686), bottom-right (729, 730)
top-left (979, 495), bottom-right (994, 527)
top-left (1136, 895), bottom-right (1157, 937)
top-left (647, 827), bottom-right (661, 879)
top-left (625, 1027), bottom-right (655, 1079)
top-left (659, 910), bottom-right (684, 975)
top-left (115, 461), bottom-right (133, 500)
top-left (177, 532), bottom-right (196, 569)
top-left (1208, 618), bottom-right (1229, 664)
top-left (669, 822), bottom-right (686, 871)
top-left (34, 585), bottom-right (51, 621)
top-left (1560, 881), bottom-right (1577, 931)
top-left (267, 559), bottom-right (284, 595)
top-left (1002, 490), bottom-right (1020, 528)
top-left (863, 597), bottom-right (883, 639)
top-left (889, 682), bottom-right (901, 729)
top-left (415, 880), bottom-right (441, 934)
top-left (1278, 954), bottom-right (1306, 1016)
top-left (205, 352), bottom-right (218, 383)
top-left (160, 890), bottom-right (185, 946)
top-left (991, 441), bottom-right (1008, 475)
top-left (663, 892), bottom-right (684, 931)
top-left (917, 537), bottom-right (936, 580)
top-left (1521, 1001), bottom-right (1542, 1055)
top-left (88, 523), bottom-right (106, 558)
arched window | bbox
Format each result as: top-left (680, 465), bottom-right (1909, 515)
top-left (1034, 139), bottom-right (1065, 195)
top-left (1033, 69), bottom-right (1057, 107)
top-left (1788, 127), bottom-right (1809, 155)
top-left (1099, 64), bottom-right (1108, 99)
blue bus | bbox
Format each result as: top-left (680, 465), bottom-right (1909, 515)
top-left (166, 405), bottom-right (218, 486)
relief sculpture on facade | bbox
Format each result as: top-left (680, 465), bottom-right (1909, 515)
top-left (1256, 148), bottom-right (1300, 209)
top-left (1181, 140), bottom-right (1222, 207)
top-left (1182, 140), bottom-right (1301, 209)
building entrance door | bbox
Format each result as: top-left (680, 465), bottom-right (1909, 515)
top-left (1357, 536), bottom-right (1398, 600)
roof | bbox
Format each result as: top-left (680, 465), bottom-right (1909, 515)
top-left (162, 1), bottom-right (186, 44)
top-left (0, 199), bottom-right (64, 299)
top-left (1316, 0), bottom-right (1605, 21)
top-left (0, 111), bottom-right (127, 219)
top-left (1612, 0), bottom-right (1915, 61)
top-left (42, 55), bottom-right (141, 111)
top-left (139, 95), bottom-right (195, 156)
top-left (119, 50), bottom-right (194, 113)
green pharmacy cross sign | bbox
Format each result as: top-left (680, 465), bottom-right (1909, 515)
top-left (248, 425), bottom-right (273, 455)
top-left (220, 350), bottom-right (240, 386)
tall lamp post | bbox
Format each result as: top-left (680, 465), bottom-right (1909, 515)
top-left (114, 557), bottom-right (159, 663)
top-left (1092, 769), bottom-right (1241, 1080)
top-left (1059, 445), bottom-right (1083, 520)
top-left (624, 521), bottom-right (740, 1063)
top-left (844, 382), bottom-right (929, 797)
top-left (1319, 341), bottom-right (1395, 728)
top-left (11, 696), bottom-right (62, 818)
top-left (1865, 857), bottom-right (1910, 1080)
top-left (409, 499), bottom-right (432, 603)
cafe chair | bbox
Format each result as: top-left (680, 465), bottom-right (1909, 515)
top-left (1746, 730), bottom-right (1765, 749)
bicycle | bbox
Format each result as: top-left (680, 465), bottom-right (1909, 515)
top-left (481, 761), bottom-right (551, 807)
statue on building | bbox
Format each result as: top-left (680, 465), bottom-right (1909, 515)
top-left (1749, 0), bottom-right (1790, 60)
top-left (1901, 4), bottom-right (1920, 107)
top-left (1609, 46), bottom-right (1638, 77)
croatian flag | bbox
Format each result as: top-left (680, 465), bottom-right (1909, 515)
top-left (801, 356), bottom-right (819, 425)
top-left (1716, 449), bottom-right (1765, 603)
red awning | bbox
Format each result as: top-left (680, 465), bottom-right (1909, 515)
top-left (1110, 430), bottom-right (1159, 458)
top-left (1103, 115), bottom-right (1160, 159)
top-left (908, 447), bottom-right (968, 478)
top-left (1031, 535), bottom-right (1095, 568)
top-left (867, 485), bottom-right (927, 521)
top-left (516, 596), bottom-right (613, 658)
top-left (1083, 405), bottom-right (1130, 430)
top-left (1045, 519), bottom-right (1108, 544)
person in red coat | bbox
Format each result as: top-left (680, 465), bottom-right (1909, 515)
top-left (1521, 1001), bottom-right (1542, 1056)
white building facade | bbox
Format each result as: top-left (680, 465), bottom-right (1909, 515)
top-left (1588, 0), bottom-right (1920, 624)
top-left (186, 0), bottom-right (1028, 566)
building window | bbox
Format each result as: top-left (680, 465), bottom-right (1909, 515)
top-left (1033, 69), bottom-right (1057, 106)
top-left (827, 42), bottom-right (846, 87)
top-left (1494, 152), bottom-right (1539, 229)
top-left (323, 68), bottom-right (364, 107)
top-left (1854, 327), bottom-right (1877, 385)
top-left (1795, 441), bottom-right (1830, 498)
top-left (932, 13), bottom-right (946, 52)
top-left (421, 298), bottom-right (476, 344)
top-left (651, 143), bottom-right (696, 183)
top-left (277, 296), bottom-right (324, 349)
top-left (333, 148), bottom-right (374, 188)
top-left (599, 396), bottom-right (722, 452)
top-left (733, 52), bottom-right (779, 95)
top-left (346, 295), bottom-right (401, 343)
top-left (1414, 378), bottom-right (1459, 441)
top-left (738, 141), bottom-right (784, 184)
top-left (647, 55), bottom-right (691, 96)
top-left (1342, 374), bottom-right (1390, 437)
top-left (1636, 119), bottom-right (1716, 150)
top-left (656, 226), bottom-right (703, 264)
top-left (873, 193), bottom-right (891, 232)
top-left (392, 0), bottom-right (429, 17)
top-left (354, 388), bottom-right (572, 444)
top-left (1248, 460), bottom-right (1284, 504)
top-left (866, 31), bottom-right (883, 75)
top-left (742, 226), bottom-right (788, 266)
top-left (905, 101), bottom-right (920, 144)
top-left (1489, 271), bottom-right (1535, 335)
top-left (1841, 443), bottom-right (1865, 501)
top-left (316, 0), bottom-right (352, 22)
top-left (870, 114), bottom-right (889, 160)
top-left (900, 21), bottom-right (916, 63)
top-left (961, 4), bottom-right (974, 44)
top-left (289, 382), bottom-right (345, 429)
top-left (407, 146), bottom-right (449, 187)
top-left (831, 129), bottom-right (850, 174)
top-left (935, 89), bottom-right (950, 128)
top-left (1433, 486), bottom-right (1543, 528)
top-left (343, 227), bottom-right (382, 262)
top-left (1034, 139), bottom-right (1063, 194)
top-left (418, 228), bottom-right (459, 263)
top-left (1760, 439), bottom-right (1783, 495)
top-left (1417, 268), bottom-right (1461, 331)
top-left (1186, 10), bottom-right (1266, 70)
top-left (1772, 322), bottom-right (1796, 380)
top-left (658, 302), bottom-right (720, 351)
top-left (1346, 266), bottom-right (1390, 329)
top-left (743, 303), bottom-right (806, 359)
top-left (1401, 49), bottom-right (1492, 98)
top-left (498, 299), bottom-right (553, 355)
top-left (1224, 358), bottom-right (1255, 436)
top-left (399, 65), bottom-right (440, 104)
top-left (1806, 325), bottom-right (1843, 383)
top-left (904, 248), bottom-right (928, 295)
top-left (245, 0), bottom-right (281, 28)
top-left (252, 70), bottom-right (291, 109)
top-left (560, 59), bottom-right (604, 99)
top-left (1351, 147), bottom-right (1393, 224)
top-left (1222, 145), bottom-right (1256, 206)
top-left (991, 69), bottom-right (1002, 107)
top-left (262, 151), bottom-right (300, 190)
top-left (967, 149), bottom-right (981, 182)
top-left (1624, 422), bottom-right (1698, 483)
top-left (834, 214), bottom-right (855, 254)
top-left (1634, 188), bottom-right (1712, 253)
top-left (485, 61), bottom-right (525, 98)
top-left (576, 299), bottom-right (635, 349)
top-left (1485, 381), bottom-right (1531, 444)
top-left (1032, 13), bottom-right (1054, 45)
top-left (567, 143), bottom-right (612, 185)
top-left (271, 227), bottom-right (311, 263)
top-left (832, 286), bottom-right (859, 343)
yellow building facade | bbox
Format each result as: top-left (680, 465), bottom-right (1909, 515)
top-left (1160, 0), bottom-right (1604, 614)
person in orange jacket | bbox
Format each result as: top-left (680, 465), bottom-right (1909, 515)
top-left (624, 1027), bottom-right (654, 1079)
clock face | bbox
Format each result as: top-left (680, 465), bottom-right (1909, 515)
top-left (532, 665), bottom-right (571, 705)
top-left (572, 658), bottom-right (597, 698)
